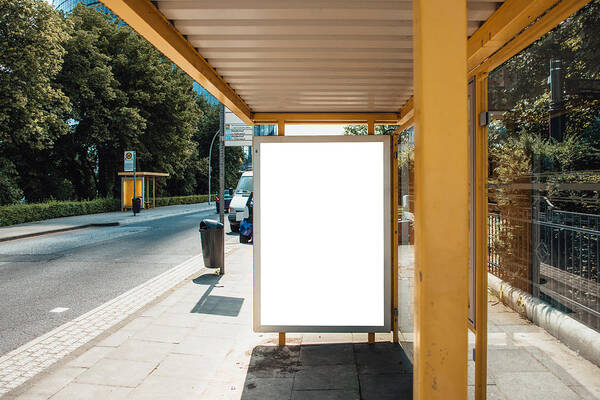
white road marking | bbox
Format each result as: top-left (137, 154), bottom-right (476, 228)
top-left (49, 307), bottom-right (70, 313)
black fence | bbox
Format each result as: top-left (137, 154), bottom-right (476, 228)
top-left (489, 205), bottom-right (600, 332)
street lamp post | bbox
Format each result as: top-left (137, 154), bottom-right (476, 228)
top-left (208, 129), bottom-right (220, 205)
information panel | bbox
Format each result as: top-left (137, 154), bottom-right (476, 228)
top-left (224, 108), bottom-right (253, 146)
top-left (253, 136), bottom-right (391, 333)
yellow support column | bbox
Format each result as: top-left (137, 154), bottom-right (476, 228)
top-left (367, 118), bottom-right (375, 344)
top-left (391, 133), bottom-right (399, 344)
top-left (474, 73), bottom-right (489, 400)
top-left (277, 119), bottom-right (284, 347)
top-left (413, 0), bottom-right (469, 399)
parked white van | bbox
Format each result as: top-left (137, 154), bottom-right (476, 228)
top-left (228, 171), bottom-right (252, 232)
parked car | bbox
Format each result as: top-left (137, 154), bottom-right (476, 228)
top-left (239, 193), bottom-right (253, 243)
top-left (215, 188), bottom-right (234, 214)
top-left (228, 171), bottom-right (252, 232)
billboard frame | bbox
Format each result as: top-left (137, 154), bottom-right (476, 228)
top-left (252, 135), bottom-right (391, 333)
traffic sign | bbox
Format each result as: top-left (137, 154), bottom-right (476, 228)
top-left (124, 151), bottom-right (136, 172)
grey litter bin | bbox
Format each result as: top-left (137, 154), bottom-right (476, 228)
top-left (132, 197), bottom-right (142, 215)
top-left (199, 219), bottom-right (224, 269)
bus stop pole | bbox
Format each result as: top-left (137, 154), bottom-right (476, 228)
top-left (219, 103), bottom-right (225, 275)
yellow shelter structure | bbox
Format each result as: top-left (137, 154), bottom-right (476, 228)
top-left (100, 1), bottom-right (593, 398)
top-left (118, 171), bottom-right (169, 211)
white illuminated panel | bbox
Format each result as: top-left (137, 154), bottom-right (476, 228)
top-left (254, 136), bottom-right (390, 332)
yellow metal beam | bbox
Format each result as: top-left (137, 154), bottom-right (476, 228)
top-left (467, 0), bottom-right (561, 72)
top-left (413, 0), bottom-right (469, 399)
top-left (396, 117), bottom-right (414, 134)
top-left (474, 0), bottom-right (592, 74)
top-left (100, 0), bottom-right (253, 125)
top-left (253, 113), bottom-right (400, 125)
top-left (398, 97), bottom-right (414, 127)
top-left (474, 73), bottom-right (489, 400)
top-left (391, 133), bottom-right (399, 344)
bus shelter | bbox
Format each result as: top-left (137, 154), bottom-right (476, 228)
top-left (99, 0), bottom-right (592, 398)
top-left (118, 171), bottom-right (169, 211)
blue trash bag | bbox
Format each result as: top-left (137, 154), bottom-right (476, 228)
top-left (240, 218), bottom-right (252, 237)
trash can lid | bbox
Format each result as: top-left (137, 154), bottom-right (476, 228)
top-left (199, 219), bottom-right (223, 230)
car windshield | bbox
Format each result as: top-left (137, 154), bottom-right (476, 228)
top-left (235, 176), bottom-right (252, 194)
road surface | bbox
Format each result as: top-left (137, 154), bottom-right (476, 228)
top-left (0, 209), bottom-right (218, 355)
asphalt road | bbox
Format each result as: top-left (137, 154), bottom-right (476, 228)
top-left (0, 209), bottom-right (218, 356)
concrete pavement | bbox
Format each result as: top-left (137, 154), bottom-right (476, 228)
top-left (0, 202), bottom-right (215, 242)
top-left (2, 239), bottom-right (599, 399)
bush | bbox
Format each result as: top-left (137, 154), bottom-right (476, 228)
top-left (155, 194), bottom-right (209, 207)
top-left (0, 195), bottom-right (211, 226)
top-left (0, 198), bottom-right (120, 226)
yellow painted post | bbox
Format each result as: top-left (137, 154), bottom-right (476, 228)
top-left (367, 118), bottom-right (375, 344)
top-left (413, 0), bottom-right (469, 399)
top-left (277, 120), bottom-right (284, 346)
top-left (153, 176), bottom-right (156, 208)
top-left (391, 134), bottom-right (399, 344)
top-left (474, 73), bottom-right (489, 400)
top-left (120, 177), bottom-right (124, 212)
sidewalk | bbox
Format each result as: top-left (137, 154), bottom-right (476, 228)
top-left (0, 202), bottom-right (215, 242)
top-left (3, 239), bottom-right (599, 399)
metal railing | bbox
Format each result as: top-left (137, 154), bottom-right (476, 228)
top-left (488, 204), bottom-right (600, 332)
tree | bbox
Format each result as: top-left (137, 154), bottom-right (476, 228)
top-left (0, 0), bottom-right (70, 204)
top-left (343, 125), bottom-right (398, 135)
top-left (0, 0), bottom-right (70, 149)
top-left (55, 5), bottom-right (200, 199)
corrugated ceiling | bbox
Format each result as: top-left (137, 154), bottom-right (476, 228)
top-left (155, 0), bottom-right (504, 113)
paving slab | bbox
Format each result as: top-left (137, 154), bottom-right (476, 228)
top-left (131, 324), bottom-right (192, 344)
top-left (105, 339), bottom-right (173, 363)
top-left (487, 348), bottom-right (547, 374)
top-left (50, 382), bottom-right (132, 400)
top-left (127, 375), bottom-right (205, 400)
top-left (495, 371), bottom-right (580, 400)
top-left (299, 344), bottom-right (354, 366)
top-left (291, 390), bottom-right (360, 400)
top-left (66, 347), bottom-right (114, 369)
top-left (241, 377), bottom-right (294, 400)
top-left (358, 374), bottom-right (412, 400)
top-left (152, 353), bottom-right (216, 381)
top-left (293, 365), bottom-right (359, 391)
top-left (75, 358), bottom-right (156, 388)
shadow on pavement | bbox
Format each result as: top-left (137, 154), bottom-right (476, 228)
top-left (191, 273), bottom-right (244, 317)
top-left (241, 342), bottom-right (413, 400)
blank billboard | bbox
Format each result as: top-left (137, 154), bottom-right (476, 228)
top-left (253, 135), bottom-right (391, 332)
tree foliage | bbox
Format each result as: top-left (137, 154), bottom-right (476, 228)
top-left (343, 125), bottom-right (398, 136)
top-left (0, 1), bottom-right (242, 204)
top-left (0, 0), bottom-right (70, 149)
top-left (489, 0), bottom-right (600, 213)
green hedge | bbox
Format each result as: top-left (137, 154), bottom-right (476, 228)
top-left (155, 194), bottom-right (210, 207)
top-left (0, 198), bottom-right (120, 227)
top-left (0, 195), bottom-right (210, 226)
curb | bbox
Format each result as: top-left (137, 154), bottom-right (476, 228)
top-left (0, 222), bottom-right (120, 243)
top-left (0, 203), bottom-right (216, 243)
top-left (488, 273), bottom-right (600, 368)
